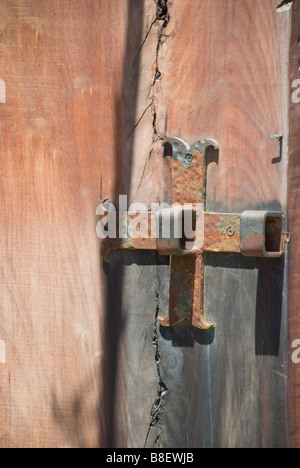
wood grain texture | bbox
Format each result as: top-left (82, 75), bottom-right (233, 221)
top-left (157, 0), bottom-right (289, 212)
top-left (0, 0), bottom-right (156, 448)
top-left (287, 0), bottom-right (300, 449)
top-left (106, 0), bottom-right (292, 448)
top-left (104, 252), bottom-right (169, 448)
top-left (0, 0), bottom-right (297, 449)
top-left (150, 0), bottom-right (291, 448)
top-left (98, 0), bottom-right (165, 448)
top-left (0, 0), bottom-right (168, 448)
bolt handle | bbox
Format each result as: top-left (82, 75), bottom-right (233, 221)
top-left (158, 254), bottom-right (215, 329)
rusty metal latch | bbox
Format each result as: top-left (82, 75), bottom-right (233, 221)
top-left (100, 137), bottom-right (287, 330)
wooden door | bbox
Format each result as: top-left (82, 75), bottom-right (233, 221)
top-left (0, 0), bottom-right (299, 448)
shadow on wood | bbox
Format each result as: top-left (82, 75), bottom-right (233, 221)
top-left (159, 254), bottom-right (284, 356)
top-left (99, 0), bottom-right (145, 448)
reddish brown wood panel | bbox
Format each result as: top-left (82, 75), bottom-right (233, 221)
top-left (140, 0), bottom-right (291, 448)
top-left (0, 0), bottom-right (138, 448)
top-left (0, 0), bottom-right (298, 449)
top-left (157, 0), bottom-right (289, 210)
top-left (100, 0), bottom-right (293, 449)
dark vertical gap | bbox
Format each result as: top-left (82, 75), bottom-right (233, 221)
top-left (255, 258), bottom-right (284, 356)
top-left (99, 0), bottom-right (145, 448)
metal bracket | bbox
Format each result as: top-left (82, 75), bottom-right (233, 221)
top-left (101, 137), bottom-right (286, 330)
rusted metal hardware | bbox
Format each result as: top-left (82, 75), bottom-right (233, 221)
top-left (101, 210), bottom-right (242, 260)
top-left (240, 211), bottom-right (285, 258)
top-left (100, 137), bottom-right (286, 330)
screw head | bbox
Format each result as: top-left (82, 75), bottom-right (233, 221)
top-left (185, 153), bottom-right (193, 164)
top-left (120, 226), bottom-right (127, 235)
top-left (227, 227), bottom-right (235, 237)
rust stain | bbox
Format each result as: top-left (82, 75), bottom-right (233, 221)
top-left (101, 137), bottom-right (285, 330)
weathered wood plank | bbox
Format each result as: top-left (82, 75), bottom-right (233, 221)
top-left (103, 252), bottom-right (169, 448)
top-left (107, 0), bottom-right (292, 449)
top-left (0, 0), bottom-right (297, 449)
top-left (0, 0), bottom-right (151, 448)
top-left (149, 0), bottom-right (291, 448)
top-left (287, 0), bottom-right (300, 449)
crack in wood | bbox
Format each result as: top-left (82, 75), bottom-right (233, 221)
top-left (127, 103), bottom-right (152, 139)
top-left (132, 0), bottom-right (170, 201)
top-left (144, 291), bottom-right (168, 448)
top-left (151, 0), bottom-right (170, 141)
